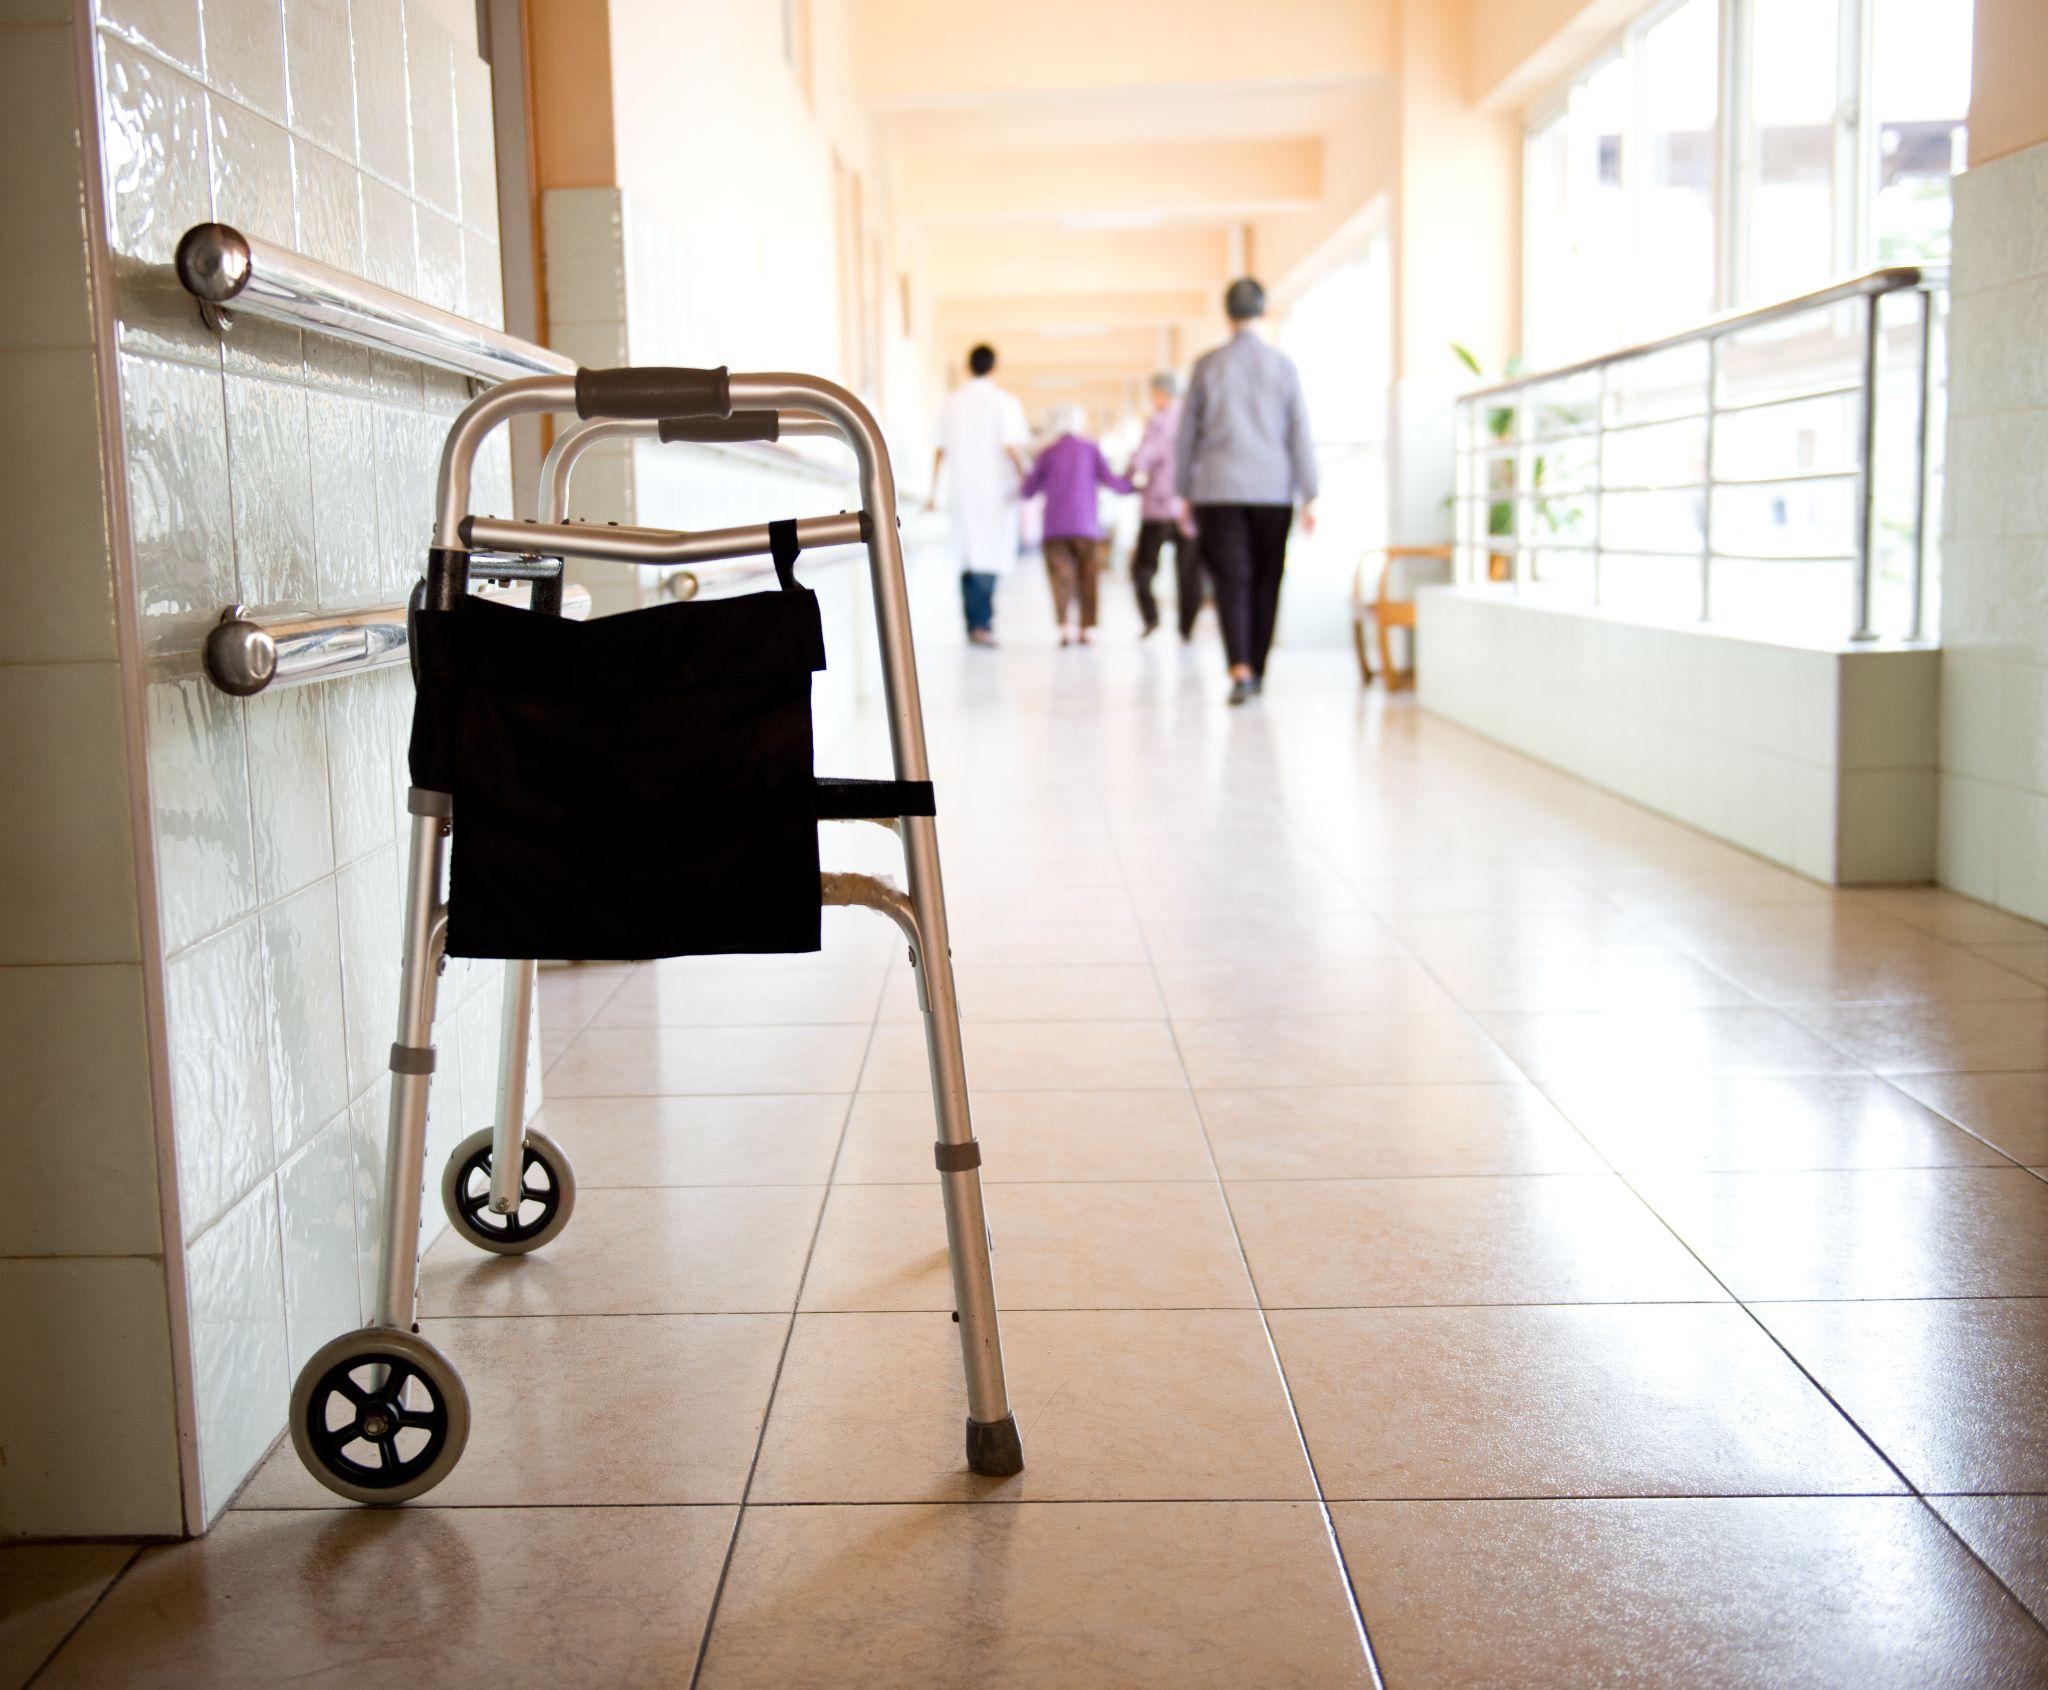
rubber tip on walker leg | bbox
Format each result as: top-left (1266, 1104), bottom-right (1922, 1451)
top-left (966, 1413), bottom-right (1025, 1478)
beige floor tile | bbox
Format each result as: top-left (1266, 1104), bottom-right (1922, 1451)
top-left (1542, 1074), bottom-right (2007, 1172)
top-left (1152, 951), bottom-right (1460, 1017)
top-left (1635, 1168), bottom-right (2048, 1299)
top-left (1173, 1012), bottom-right (1519, 1088)
top-left (1351, 866), bottom-right (1602, 914)
top-left (545, 1023), bottom-right (872, 1096)
top-left (420, 1185), bottom-right (824, 1315)
top-left (1227, 1175), bottom-right (1724, 1307)
top-left (1760, 1300), bottom-right (2048, 1492)
top-left (1384, 907), bottom-right (1665, 961)
top-left (1705, 937), bottom-right (2048, 1005)
top-left (1930, 1496), bottom-right (2048, 1621)
top-left (1845, 888), bottom-right (2048, 946)
top-left (238, 1313), bottom-right (785, 1507)
top-left (835, 1089), bottom-right (1214, 1184)
top-left (1141, 910), bottom-right (1409, 968)
top-left (38, 1506), bottom-right (732, 1688)
top-left (1199, 1083), bottom-right (1603, 1180)
top-left (949, 919), bottom-right (1150, 966)
top-left (1598, 864), bottom-right (1836, 912)
top-left (1478, 1006), bottom-right (1863, 1082)
top-left (1269, 1304), bottom-right (1897, 1500)
top-left (862, 1018), bottom-right (1186, 1091)
top-left (800, 1181), bottom-right (1254, 1311)
top-left (1790, 1000), bottom-right (2048, 1074)
top-left (0, 1543), bottom-right (134, 1687)
top-left (593, 965), bottom-right (885, 1027)
top-left (1334, 1497), bottom-right (2048, 1689)
top-left (878, 963), bottom-right (1164, 1023)
top-left (751, 1309), bottom-right (1313, 1502)
top-left (1890, 1071), bottom-right (2048, 1163)
top-left (527, 1093), bottom-right (849, 1187)
top-left (1971, 942), bottom-right (2048, 988)
top-left (1422, 942), bottom-right (1752, 1012)
top-left (699, 1501), bottom-right (1371, 1687)
top-left (535, 962), bottom-right (633, 1025)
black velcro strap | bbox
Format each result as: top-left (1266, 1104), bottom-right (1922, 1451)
top-left (768, 519), bottom-right (801, 590)
top-left (812, 777), bottom-right (937, 819)
top-left (935, 1140), bottom-right (982, 1172)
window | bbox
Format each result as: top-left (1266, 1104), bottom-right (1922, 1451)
top-left (1524, 0), bottom-right (1971, 362)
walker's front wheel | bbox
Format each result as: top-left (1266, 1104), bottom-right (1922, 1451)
top-left (290, 1329), bottom-right (470, 1505)
top-left (440, 1126), bottom-right (576, 1255)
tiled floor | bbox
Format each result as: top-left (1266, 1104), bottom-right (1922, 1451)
top-left (13, 563), bottom-right (2048, 1686)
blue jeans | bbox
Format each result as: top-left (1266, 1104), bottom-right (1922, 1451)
top-left (961, 570), bottom-right (997, 633)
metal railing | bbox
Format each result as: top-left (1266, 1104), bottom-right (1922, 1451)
top-left (1453, 265), bottom-right (1946, 644)
top-left (203, 579), bottom-right (592, 697)
top-left (175, 223), bottom-right (863, 695)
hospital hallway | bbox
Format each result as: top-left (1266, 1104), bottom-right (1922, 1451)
top-left (13, 552), bottom-right (2048, 1687)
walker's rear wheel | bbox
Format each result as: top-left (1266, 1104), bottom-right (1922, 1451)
top-left (440, 1126), bottom-right (575, 1255)
top-left (290, 1329), bottom-right (469, 1505)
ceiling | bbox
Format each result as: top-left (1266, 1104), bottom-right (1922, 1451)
top-left (843, 0), bottom-right (1397, 419)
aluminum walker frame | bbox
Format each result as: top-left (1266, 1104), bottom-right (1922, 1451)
top-left (289, 365), bottom-right (1023, 1503)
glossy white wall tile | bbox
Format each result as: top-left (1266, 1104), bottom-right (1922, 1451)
top-left (184, 1178), bottom-right (289, 1516)
top-left (276, 1110), bottom-right (360, 1375)
top-left (85, 0), bottom-right (520, 1525)
top-left (1938, 138), bottom-right (2048, 925)
top-left (261, 878), bottom-right (350, 1155)
top-left (167, 917), bottom-right (276, 1239)
top-left (145, 672), bottom-right (256, 953)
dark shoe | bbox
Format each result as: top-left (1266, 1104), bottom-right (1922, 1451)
top-left (1140, 620), bottom-right (1159, 639)
top-left (1249, 675), bottom-right (1264, 695)
top-left (1227, 679), bottom-right (1252, 707)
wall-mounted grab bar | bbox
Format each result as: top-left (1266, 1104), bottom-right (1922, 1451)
top-left (178, 223), bottom-right (574, 385)
top-left (173, 224), bottom-right (851, 483)
top-left (204, 582), bottom-right (591, 697)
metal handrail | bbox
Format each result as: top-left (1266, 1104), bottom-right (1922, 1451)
top-left (173, 223), bottom-right (850, 483)
top-left (1457, 265), bottom-right (1944, 400)
top-left (1453, 264), bottom-right (1948, 643)
top-left (203, 581), bottom-right (591, 697)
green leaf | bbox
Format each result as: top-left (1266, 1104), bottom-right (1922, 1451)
top-left (1450, 342), bottom-right (1485, 377)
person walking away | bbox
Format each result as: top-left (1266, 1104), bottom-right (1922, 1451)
top-left (1020, 403), bottom-right (1133, 646)
top-left (931, 344), bottom-right (1029, 645)
top-left (1177, 278), bottom-right (1318, 705)
top-left (1128, 372), bottom-right (1204, 640)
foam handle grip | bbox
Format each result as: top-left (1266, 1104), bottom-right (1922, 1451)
top-left (657, 411), bottom-right (780, 444)
top-left (575, 365), bottom-right (731, 421)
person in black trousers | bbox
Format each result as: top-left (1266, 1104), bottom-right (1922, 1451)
top-left (1176, 278), bottom-right (1318, 705)
top-left (1127, 373), bottom-right (1205, 639)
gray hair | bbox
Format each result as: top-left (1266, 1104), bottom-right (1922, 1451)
top-left (1148, 371), bottom-right (1179, 397)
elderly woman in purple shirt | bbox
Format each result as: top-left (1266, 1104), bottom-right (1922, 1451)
top-left (1019, 404), bottom-right (1133, 646)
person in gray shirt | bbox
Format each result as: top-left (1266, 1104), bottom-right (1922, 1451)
top-left (1176, 277), bottom-right (1319, 705)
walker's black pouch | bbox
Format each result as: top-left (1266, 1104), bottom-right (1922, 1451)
top-left (410, 581), bottom-right (829, 960)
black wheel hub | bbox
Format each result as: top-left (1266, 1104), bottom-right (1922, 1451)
top-left (304, 1352), bottom-right (452, 1490)
top-left (453, 1142), bottom-right (560, 1245)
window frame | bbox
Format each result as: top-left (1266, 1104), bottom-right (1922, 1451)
top-left (1524, 0), bottom-right (1965, 362)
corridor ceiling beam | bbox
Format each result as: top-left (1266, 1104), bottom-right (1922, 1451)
top-left (849, 0), bottom-right (1395, 103)
top-left (902, 137), bottom-right (1324, 226)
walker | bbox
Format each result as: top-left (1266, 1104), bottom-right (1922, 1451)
top-left (288, 365), bottom-right (1023, 1503)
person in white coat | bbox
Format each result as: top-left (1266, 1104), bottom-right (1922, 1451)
top-left (930, 344), bottom-right (1030, 645)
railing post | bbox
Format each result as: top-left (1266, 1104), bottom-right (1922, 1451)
top-left (1699, 337), bottom-right (1719, 624)
top-left (1591, 363), bottom-right (1608, 609)
top-left (1909, 286), bottom-right (1934, 642)
top-left (1851, 291), bottom-right (1881, 642)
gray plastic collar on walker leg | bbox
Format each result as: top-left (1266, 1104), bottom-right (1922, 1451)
top-left (966, 1413), bottom-right (1024, 1477)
